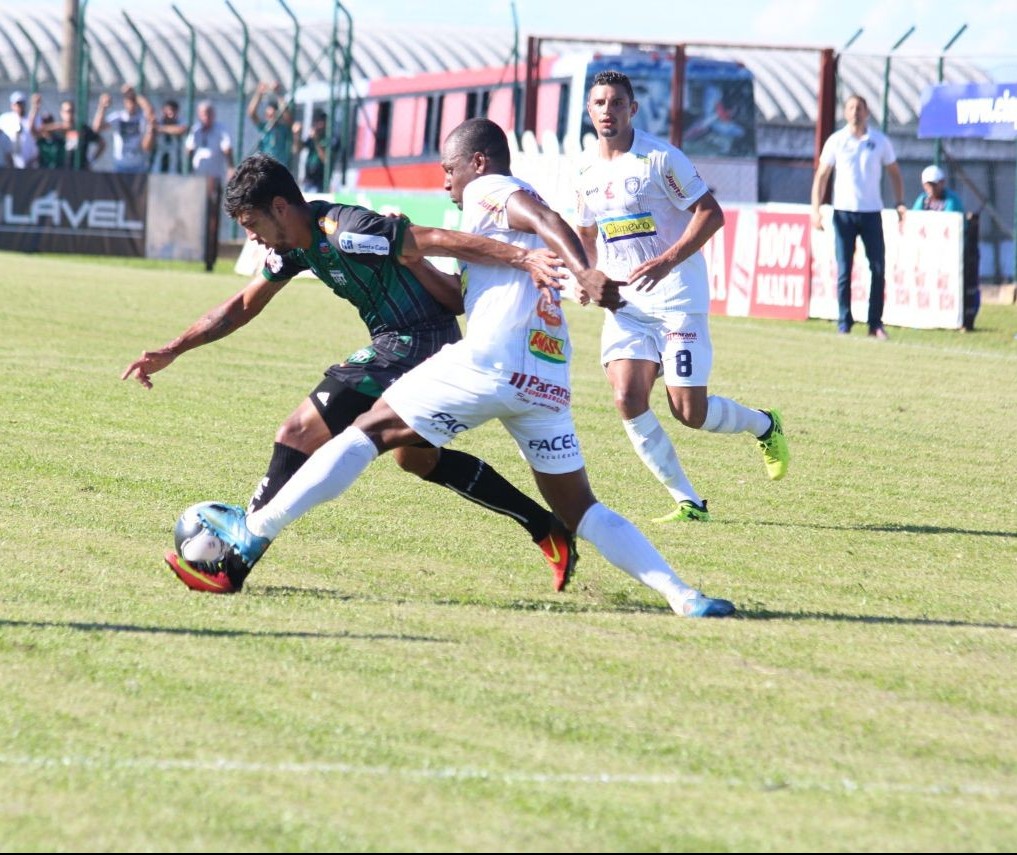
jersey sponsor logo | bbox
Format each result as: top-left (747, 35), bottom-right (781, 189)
top-left (528, 330), bottom-right (566, 363)
top-left (338, 231), bottom-right (389, 255)
top-left (625, 177), bottom-right (641, 195)
top-left (598, 213), bottom-right (657, 243)
top-left (265, 250), bottom-right (284, 274)
top-left (536, 293), bottom-right (563, 327)
top-left (479, 195), bottom-right (503, 213)
top-left (329, 269), bottom-right (347, 286)
top-left (527, 433), bottom-right (579, 455)
top-left (508, 372), bottom-right (571, 406)
top-left (663, 169), bottom-right (688, 199)
top-left (665, 330), bottom-right (698, 342)
top-left (430, 411), bottom-right (469, 435)
top-left (317, 240), bottom-right (331, 254)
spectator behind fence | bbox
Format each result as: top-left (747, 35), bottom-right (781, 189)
top-left (810, 94), bottom-right (905, 340)
top-left (912, 164), bottom-right (964, 213)
top-left (186, 100), bottom-right (234, 185)
top-left (912, 164), bottom-right (978, 330)
top-left (93, 85), bottom-right (155, 174)
top-left (247, 81), bottom-right (293, 169)
top-left (0, 90), bottom-right (40, 168)
top-left (294, 109), bottom-right (340, 194)
top-left (33, 99), bottom-right (105, 169)
top-left (151, 99), bottom-right (188, 174)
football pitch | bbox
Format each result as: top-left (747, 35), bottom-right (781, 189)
top-left (1, 252), bottom-right (1015, 852)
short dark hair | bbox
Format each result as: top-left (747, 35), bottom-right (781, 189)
top-left (590, 70), bottom-right (635, 101)
top-left (224, 152), bottom-right (304, 218)
top-left (164, 99), bottom-right (179, 111)
top-left (444, 117), bottom-right (511, 169)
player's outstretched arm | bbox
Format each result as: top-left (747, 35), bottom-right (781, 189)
top-left (121, 274), bottom-right (288, 389)
top-left (399, 224), bottom-right (563, 288)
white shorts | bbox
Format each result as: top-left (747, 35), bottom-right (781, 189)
top-left (601, 309), bottom-right (713, 388)
top-left (382, 341), bottom-right (584, 474)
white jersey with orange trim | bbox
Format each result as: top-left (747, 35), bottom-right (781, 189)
top-left (458, 173), bottom-right (571, 383)
top-left (575, 128), bottom-right (711, 316)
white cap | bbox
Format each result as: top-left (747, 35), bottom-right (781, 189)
top-left (921, 165), bottom-right (946, 184)
top-left (9, 90), bottom-right (26, 104)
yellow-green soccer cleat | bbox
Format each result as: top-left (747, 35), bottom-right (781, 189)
top-left (652, 499), bottom-right (710, 523)
top-left (757, 409), bottom-right (790, 480)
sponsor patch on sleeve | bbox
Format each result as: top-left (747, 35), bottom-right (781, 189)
top-left (338, 231), bottom-right (390, 255)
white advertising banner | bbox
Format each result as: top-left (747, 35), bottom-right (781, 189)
top-left (809, 207), bottom-right (964, 329)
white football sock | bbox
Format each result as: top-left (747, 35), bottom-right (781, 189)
top-left (576, 502), bottom-right (692, 604)
top-left (622, 410), bottom-right (702, 506)
top-left (701, 395), bottom-right (771, 437)
top-left (248, 426), bottom-right (379, 540)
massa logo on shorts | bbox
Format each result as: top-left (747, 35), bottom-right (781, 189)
top-left (598, 213), bottom-right (657, 243)
top-left (528, 330), bottom-right (566, 363)
top-left (339, 231), bottom-right (390, 255)
top-left (430, 412), bottom-right (469, 435)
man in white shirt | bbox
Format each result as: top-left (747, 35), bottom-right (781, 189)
top-left (0, 91), bottom-right (39, 168)
top-left (811, 94), bottom-right (905, 339)
top-left (186, 101), bottom-right (234, 185)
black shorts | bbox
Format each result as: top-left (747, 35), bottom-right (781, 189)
top-left (310, 323), bottom-right (461, 436)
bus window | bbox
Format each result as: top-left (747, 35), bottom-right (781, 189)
top-left (373, 100), bottom-right (391, 159)
top-left (424, 94), bottom-right (444, 153)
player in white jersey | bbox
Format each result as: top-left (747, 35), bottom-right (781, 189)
top-left (575, 70), bottom-right (790, 524)
top-left (197, 117), bottom-right (735, 618)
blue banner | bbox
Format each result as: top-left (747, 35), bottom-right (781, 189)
top-left (919, 82), bottom-right (1017, 140)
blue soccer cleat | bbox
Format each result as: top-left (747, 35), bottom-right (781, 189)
top-left (195, 503), bottom-right (271, 573)
top-left (673, 589), bottom-right (736, 618)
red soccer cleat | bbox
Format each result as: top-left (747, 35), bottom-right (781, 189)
top-left (164, 550), bottom-right (239, 594)
top-left (537, 526), bottom-right (579, 592)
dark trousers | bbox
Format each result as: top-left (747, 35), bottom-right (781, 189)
top-left (833, 209), bottom-right (886, 330)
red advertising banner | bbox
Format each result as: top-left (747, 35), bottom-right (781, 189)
top-left (705, 205), bottom-right (811, 320)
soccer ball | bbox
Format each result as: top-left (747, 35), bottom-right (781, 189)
top-left (173, 501), bottom-right (232, 569)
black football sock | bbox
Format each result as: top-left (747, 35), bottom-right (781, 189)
top-left (248, 442), bottom-right (311, 512)
top-left (421, 448), bottom-right (555, 542)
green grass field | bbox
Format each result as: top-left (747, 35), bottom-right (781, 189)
top-left (1, 252), bottom-right (1015, 852)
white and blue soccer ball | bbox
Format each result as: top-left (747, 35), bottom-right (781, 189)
top-left (173, 501), bottom-right (232, 568)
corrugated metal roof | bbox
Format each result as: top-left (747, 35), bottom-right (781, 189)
top-left (0, 7), bottom-right (994, 128)
top-left (0, 8), bottom-right (513, 96)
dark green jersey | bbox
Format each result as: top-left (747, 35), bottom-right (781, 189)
top-left (262, 200), bottom-right (457, 336)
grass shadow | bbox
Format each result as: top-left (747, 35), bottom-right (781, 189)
top-left (0, 618), bottom-right (449, 643)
